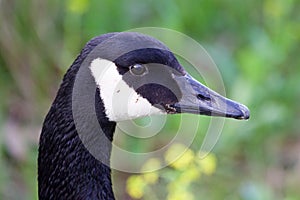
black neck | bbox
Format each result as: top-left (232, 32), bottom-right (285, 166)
top-left (38, 50), bottom-right (116, 199)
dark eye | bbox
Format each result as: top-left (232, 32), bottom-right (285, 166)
top-left (129, 64), bottom-right (148, 76)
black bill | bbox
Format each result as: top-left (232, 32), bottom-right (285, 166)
top-left (168, 74), bottom-right (250, 120)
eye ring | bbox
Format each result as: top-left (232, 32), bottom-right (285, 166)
top-left (129, 64), bottom-right (148, 76)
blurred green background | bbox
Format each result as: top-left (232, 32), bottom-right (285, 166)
top-left (0, 0), bottom-right (300, 199)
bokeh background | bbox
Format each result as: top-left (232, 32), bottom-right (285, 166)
top-left (1, 0), bottom-right (300, 199)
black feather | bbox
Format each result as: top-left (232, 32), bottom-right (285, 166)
top-left (38, 33), bottom-right (117, 200)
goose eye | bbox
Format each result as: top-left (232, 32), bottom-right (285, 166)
top-left (129, 64), bottom-right (148, 76)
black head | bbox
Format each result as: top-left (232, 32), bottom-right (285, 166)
top-left (86, 32), bottom-right (249, 121)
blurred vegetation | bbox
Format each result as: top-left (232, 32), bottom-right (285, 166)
top-left (126, 144), bottom-right (217, 200)
top-left (0, 0), bottom-right (300, 199)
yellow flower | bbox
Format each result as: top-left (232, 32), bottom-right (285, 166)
top-left (179, 164), bottom-right (201, 183)
top-left (143, 172), bottom-right (159, 184)
top-left (196, 152), bottom-right (217, 175)
top-left (167, 188), bottom-right (194, 200)
top-left (141, 158), bottom-right (161, 172)
top-left (141, 158), bottom-right (161, 184)
top-left (167, 175), bottom-right (194, 200)
top-left (126, 175), bottom-right (146, 199)
top-left (165, 143), bottom-right (195, 170)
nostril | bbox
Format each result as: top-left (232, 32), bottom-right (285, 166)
top-left (197, 94), bottom-right (211, 101)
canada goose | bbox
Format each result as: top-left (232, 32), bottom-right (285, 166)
top-left (38, 32), bottom-right (249, 199)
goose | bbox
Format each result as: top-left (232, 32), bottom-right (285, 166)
top-left (38, 32), bottom-right (249, 200)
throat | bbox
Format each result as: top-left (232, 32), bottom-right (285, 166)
top-left (38, 80), bottom-right (116, 200)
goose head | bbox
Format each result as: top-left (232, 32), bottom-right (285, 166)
top-left (87, 32), bottom-right (249, 122)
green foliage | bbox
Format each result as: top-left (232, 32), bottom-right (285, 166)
top-left (126, 143), bottom-right (217, 200)
top-left (0, 0), bottom-right (300, 199)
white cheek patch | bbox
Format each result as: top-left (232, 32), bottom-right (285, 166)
top-left (90, 58), bottom-right (165, 122)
